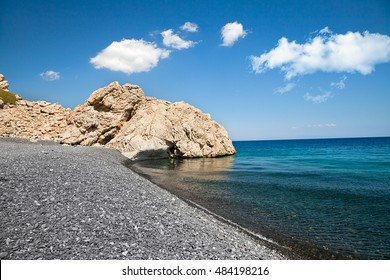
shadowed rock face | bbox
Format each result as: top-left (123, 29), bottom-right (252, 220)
top-left (0, 77), bottom-right (236, 160)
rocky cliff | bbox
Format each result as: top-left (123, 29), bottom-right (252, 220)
top-left (0, 75), bottom-right (236, 160)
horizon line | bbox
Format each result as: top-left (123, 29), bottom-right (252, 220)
top-left (232, 135), bottom-right (390, 142)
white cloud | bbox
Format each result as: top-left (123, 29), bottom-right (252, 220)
top-left (161, 29), bottom-right (196, 50)
top-left (180, 22), bottom-right (198, 32)
top-left (90, 39), bottom-right (170, 74)
top-left (40, 70), bottom-right (60, 81)
top-left (319, 26), bottom-right (332, 34)
top-left (308, 123), bottom-right (337, 128)
top-left (250, 29), bottom-right (390, 79)
top-left (220, 21), bottom-right (247, 47)
top-left (331, 75), bottom-right (347, 89)
top-left (292, 123), bottom-right (336, 130)
top-left (275, 83), bottom-right (296, 94)
top-left (304, 91), bottom-right (333, 103)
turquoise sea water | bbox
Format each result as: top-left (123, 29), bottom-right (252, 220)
top-left (130, 137), bottom-right (390, 259)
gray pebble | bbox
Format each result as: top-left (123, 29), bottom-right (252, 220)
top-left (0, 137), bottom-right (289, 260)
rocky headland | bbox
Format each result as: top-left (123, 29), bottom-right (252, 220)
top-left (0, 74), bottom-right (236, 160)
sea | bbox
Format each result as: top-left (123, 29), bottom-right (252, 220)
top-left (129, 137), bottom-right (390, 259)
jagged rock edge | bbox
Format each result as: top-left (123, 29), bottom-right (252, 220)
top-left (0, 77), bottom-right (236, 160)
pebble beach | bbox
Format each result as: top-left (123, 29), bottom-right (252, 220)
top-left (0, 138), bottom-right (289, 260)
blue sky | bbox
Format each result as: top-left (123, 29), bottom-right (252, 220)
top-left (1, 0), bottom-right (389, 140)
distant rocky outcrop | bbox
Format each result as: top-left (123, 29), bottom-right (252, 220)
top-left (0, 74), bottom-right (236, 159)
top-left (0, 74), bottom-right (9, 91)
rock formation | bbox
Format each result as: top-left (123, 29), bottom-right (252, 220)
top-left (0, 75), bottom-right (236, 160)
top-left (0, 99), bottom-right (71, 141)
top-left (0, 74), bottom-right (9, 91)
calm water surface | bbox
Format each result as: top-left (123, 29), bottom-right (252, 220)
top-left (130, 137), bottom-right (390, 259)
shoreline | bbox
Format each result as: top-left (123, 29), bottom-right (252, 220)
top-left (127, 158), bottom-right (349, 260)
top-left (0, 137), bottom-right (288, 260)
top-left (127, 160), bottom-right (302, 260)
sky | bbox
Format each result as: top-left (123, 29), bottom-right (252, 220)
top-left (1, 0), bottom-right (390, 140)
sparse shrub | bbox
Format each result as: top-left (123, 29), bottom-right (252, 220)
top-left (0, 88), bottom-right (16, 105)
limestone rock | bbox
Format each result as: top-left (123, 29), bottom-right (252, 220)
top-left (1, 81), bottom-right (236, 159)
top-left (85, 82), bottom-right (144, 113)
top-left (0, 73), bottom-right (70, 140)
top-left (60, 82), bottom-right (144, 146)
top-left (0, 98), bottom-right (71, 141)
top-left (0, 74), bottom-right (9, 91)
top-left (107, 99), bottom-right (236, 159)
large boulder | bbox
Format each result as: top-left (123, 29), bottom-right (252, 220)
top-left (107, 99), bottom-right (236, 159)
top-left (1, 80), bottom-right (236, 160)
top-left (61, 82), bottom-right (236, 159)
top-left (60, 82), bottom-right (144, 146)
